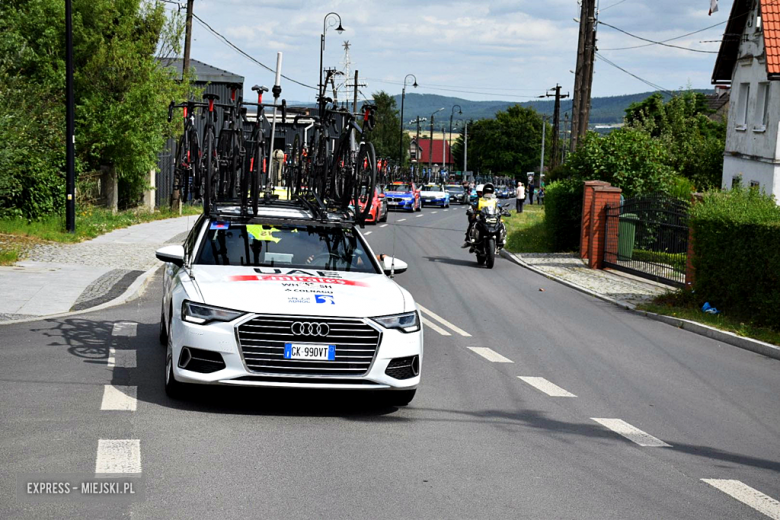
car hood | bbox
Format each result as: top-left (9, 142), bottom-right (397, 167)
top-left (385, 191), bottom-right (414, 197)
top-left (421, 190), bottom-right (446, 196)
top-left (189, 265), bottom-right (408, 318)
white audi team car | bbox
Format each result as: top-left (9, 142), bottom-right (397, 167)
top-left (155, 202), bottom-right (422, 406)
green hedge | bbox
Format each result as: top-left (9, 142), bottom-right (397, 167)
top-left (543, 178), bottom-right (584, 252)
top-left (690, 188), bottom-right (780, 329)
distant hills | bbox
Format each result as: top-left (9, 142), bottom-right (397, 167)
top-left (394, 90), bottom-right (711, 129)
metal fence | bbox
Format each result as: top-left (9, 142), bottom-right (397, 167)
top-left (604, 194), bottom-right (690, 287)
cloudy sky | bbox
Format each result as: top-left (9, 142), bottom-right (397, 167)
top-left (170, 0), bottom-right (734, 103)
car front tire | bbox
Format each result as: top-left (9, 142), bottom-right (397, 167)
top-left (385, 389), bottom-right (416, 407)
top-left (165, 330), bottom-right (188, 399)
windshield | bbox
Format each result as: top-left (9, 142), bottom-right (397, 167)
top-left (422, 186), bottom-right (441, 192)
top-left (388, 184), bottom-right (412, 192)
top-left (196, 223), bottom-right (378, 273)
top-left (446, 186), bottom-right (464, 193)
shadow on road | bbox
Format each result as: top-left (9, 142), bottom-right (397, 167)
top-left (422, 256), bottom-right (481, 268)
top-left (33, 318), bottom-right (114, 364)
top-left (348, 406), bottom-right (780, 473)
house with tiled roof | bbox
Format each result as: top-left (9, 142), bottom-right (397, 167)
top-left (712, 0), bottom-right (780, 200)
top-left (410, 138), bottom-right (455, 174)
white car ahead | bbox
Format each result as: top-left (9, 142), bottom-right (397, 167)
top-left (419, 184), bottom-right (450, 208)
top-left (156, 204), bottom-right (422, 406)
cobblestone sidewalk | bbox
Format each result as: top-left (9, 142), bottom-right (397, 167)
top-left (507, 252), bottom-right (672, 307)
top-left (0, 216), bottom-right (195, 321)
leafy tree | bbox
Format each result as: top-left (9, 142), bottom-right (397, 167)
top-left (566, 128), bottom-right (676, 197)
top-left (364, 91), bottom-right (411, 168)
top-left (625, 91), bottom-right (725, 190)
top-left (450, 106), bottom-right (550, 179)
top-left (0, 0), bottom-right (187, 219)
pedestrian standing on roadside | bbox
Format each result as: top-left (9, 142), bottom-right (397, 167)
top-left (515, 182), bottom-right (525, 213)
top-left (528, 185), bottom-right (534, 205)
top-left (539, 186), bottom-right (545, 205)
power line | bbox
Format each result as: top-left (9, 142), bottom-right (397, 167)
top-left (595, 52), bottom-right (674, 95)
top-left (363, 78), bottom-right (542, 99)
top-left (188, 12), bottom-right (317, 90)
top-left (600, 0), bottom-right (630, 12)
top-left (599, 20), bottom-right (728, 51)
top-left (598, 21), bottom-right (719, 53)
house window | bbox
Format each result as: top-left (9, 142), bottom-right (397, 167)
top-left (732, 176), bottom-right (742, 189)
top-left (750, 180), bottom-right (760, 189)
top-left (736, 82), bottom-right (750, 130)
top-left (754, 82), bottom-right (770, 131)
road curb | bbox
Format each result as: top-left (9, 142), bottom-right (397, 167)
top-left (0, 263), bottom-right (163, 326)
top-left (500, 250), bottom-right (780, 361)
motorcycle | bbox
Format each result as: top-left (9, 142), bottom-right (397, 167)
top-left (468, 202), bottom-right (510, 268)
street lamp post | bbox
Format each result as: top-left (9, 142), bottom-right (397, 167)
top-left (448, 104), bottom-right (462, 158)
top-left (410, 116), bottom-right (426, 182)
top-left (319, 12), bottom-right (344, 114)
top-left (399, 74), bottom-right (417, 173)
top-left (428, 107), bottom-right (444, 183)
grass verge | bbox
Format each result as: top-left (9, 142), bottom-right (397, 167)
top-left (0, 247), bottom-right (19, 266)
top-left (503, 204), bottom-right (551, 253)
top-left (638, 291), bottom-right (780, 347)
top-left (0, 204), bottom-right (201, 244)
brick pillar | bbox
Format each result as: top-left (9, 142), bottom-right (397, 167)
top-left (588, 186), bottom-right (622, 269)
top-left (685, 227), bottom-right (695, 289)
top-left (684, 193), bottom-right (701, 290)
top-left (580, 181), bottom-right (611, 259)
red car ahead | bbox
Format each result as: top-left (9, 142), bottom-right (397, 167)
top-left (355, 186), bottom-right (388, 224)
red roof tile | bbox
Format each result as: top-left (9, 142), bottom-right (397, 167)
top-left (763, 0), bottom-right (780, 77)
top-left (414, 139), bottom-right (455, 165)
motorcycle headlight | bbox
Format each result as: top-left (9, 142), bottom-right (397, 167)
top-left (182, 301), bottom-right (244, 325)
top-left (371, 311), bottom-right (420, 333)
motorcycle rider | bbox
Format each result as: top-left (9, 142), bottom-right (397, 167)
top-left (462, 183), bottom-right (498, 248)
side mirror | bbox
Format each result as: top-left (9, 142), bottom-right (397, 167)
top-left (378, 193), bottom-right (385, 199)
top-left (156, 245), bottom-right (185, 268)
top-left (382, 256), bottom-right (408, 276)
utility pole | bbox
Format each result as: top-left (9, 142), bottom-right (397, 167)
top-left (428, 118), bottom-right (434, 183)
top-left (570, 0), bottom-right (596, 151)
top-left (65, 0), bottom-right (75, 232)
top-left (172, 0), bottom-right (194, 210)
top-left (539, 116), bottom-right (547, 192)
top-left (182, 0), bottom-right (194, 80)
top-left (544, 84), bottom-right (569, 170)
top-left (353, 70), bottom-right (358, 115)
top-left (464, 122), bottom-right (468, 180)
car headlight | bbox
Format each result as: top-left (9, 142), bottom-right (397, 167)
top-left (182, 301), bottom-right (245, 325)
top-left (371, 311), bottom-right (420, 333)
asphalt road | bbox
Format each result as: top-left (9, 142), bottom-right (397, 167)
top-left (1, 203), bottom-right (779, 519)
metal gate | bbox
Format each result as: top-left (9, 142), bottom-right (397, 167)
top-left (604, 194), bottom-right (689, 287)
top-left (156, 136), bottom-right (176, 208)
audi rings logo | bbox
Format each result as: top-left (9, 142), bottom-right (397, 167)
top-left (291, 322), bottom-right (330, 337)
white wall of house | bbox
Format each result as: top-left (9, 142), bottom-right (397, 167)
top-left (722, 3), bottom-right (780, 201)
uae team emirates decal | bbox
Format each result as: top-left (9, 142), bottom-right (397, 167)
top-left (228, 272), bottom-right (369, 287)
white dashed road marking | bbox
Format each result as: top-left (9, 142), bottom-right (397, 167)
top-left (432, 211), bottom-right (438, 214)
top-left (518, 377), bottom-right (577, 397)
top-left (591, 418), bottom-right (671, 447)
top-left (398, 219), bottom-right (406, 222)
top-left (702, 479), bottom-right (780, 519)
top-left (364, 231), bottom-right (372, 235)
top-left (95, 439), bottom-right (142, 474)
top-left (107, 348), bottom-right (137, 368)
top-left (468, 347), bottom-right (513, 363)
top-left (380, 224), bottom-right (388, 228)
top-left (444, 209), bottom-right (449, 212)
top-left (418, 305), bottom-right (472, 337)
top-left (112, 322), bottom-right (137, 337)
top-left (101, 385), bottom-right (138, 411)
top-left (416, 214), bottom-right (424, 218)
top-left (422, 318), bottom-right (451, 336)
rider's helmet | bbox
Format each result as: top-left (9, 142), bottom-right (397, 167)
top-left (482, 183), bottom-right (495, 199)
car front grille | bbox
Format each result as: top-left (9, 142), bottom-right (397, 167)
top-left (236, 315), bottom-right (382, 376)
